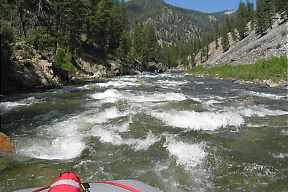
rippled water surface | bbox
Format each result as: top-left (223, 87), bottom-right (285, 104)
top-left (1, 74), bottom-right (287, 191)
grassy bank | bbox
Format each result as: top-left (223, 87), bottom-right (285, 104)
top-left (186, 56), bottom-right (287, 82)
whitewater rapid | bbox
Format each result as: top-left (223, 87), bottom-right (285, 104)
top-left (1, 74), bottom-right (287, 191)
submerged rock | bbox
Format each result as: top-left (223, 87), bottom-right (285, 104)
top-left (0, 132), bottom-right (15, 154)
top-left (234, 79), bottom-right (245, 84)
top-left (243, 97), bottom-right (257, 105)
top-left (276, 80), bottom-right (288, 89)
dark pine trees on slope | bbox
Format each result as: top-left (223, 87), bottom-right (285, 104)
top-left (275, 0), bottom-right (288, 21)
top-left (130, 21), bottom-right (160, 70)
top-left (236, 1), bottom-right (248, 40)
top-left (214, 20), bottom-right (221, 50)
top-left (1, 0), bottom-right (130, 72)
top-left (143, 22), bottom-right (160, 63)
top-left (256, 0), bottom-right (274, 37)
top-left (221, 24), bottom-right (230, 53)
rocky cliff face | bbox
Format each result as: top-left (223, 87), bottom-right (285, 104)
top-left (1, 42), bottom-right (124, 94)
top-left (1, 53), bottom-right (62, 94)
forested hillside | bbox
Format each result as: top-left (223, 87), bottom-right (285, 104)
top-left (1, 0), bottom-right (129, 68)
top-left (126, 0), bottom-right (232, 44)
top-left (1, 0), bottom-right (287, 93)
top-left (133, 0), bottom-right (287, 69)
top-left (1, 0), bottom-right (132, 93)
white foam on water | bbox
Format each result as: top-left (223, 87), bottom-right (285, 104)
top-left (91, 126), bottom-right (160, 151)
top-left (273, 153), bottom-right (288, 158)
top-left (77, 77), bottom-right (140, 90)
top-left (91, 125), bottom-right (123, 145)
top-left (18, 118), bottom-right (86, 160)
top-left (188, 95), bottom-right (225, 106)
top-left (130, 92), bottom-right (187, 103)
top-left (247, 90), bottom-right (287, 100)
top-left (33, 110), bottom-right (61, 121)
top-left (0, 97), bottom-right (40, 112)
top-left (244, 163), bottom-right (276, 178)
top-left (90, 89), bottom-right (187, 105)
top-left (49, 86), bottom-right (75, 93)
top-left (125, 131), bottom-right (161, 151)
top-left (203, 99), bottom-right (223, 106)
top-left (280, 130), bottom-right (288, 135)
top-left (164, 137), bottom-right (206, 169)
top-left (236, 105), bottom-right (288, 117)
top-left (73, 160), bottom-right (93, 168)
top-left (105, 120), bottom-right (131, 133)
top-left (97, 79), bottom-right (140, 88)
top-left (246, 123), bottom-right (268, 128)
top-left (90, 89), bottom-right (123, 103)
top-left (157, 79), bottom-right (189, 87)
top-left (150, 110), bottom-right (244, 131)
top-left (194, 81), bottom-right (204, 85)
top-left (86, 106), bottom-right (128, 124)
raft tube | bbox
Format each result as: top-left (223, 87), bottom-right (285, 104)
top-left (14, 180), bottom-right (163, 192)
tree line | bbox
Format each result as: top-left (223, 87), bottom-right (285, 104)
top-left (1, 0), bottom-right (130, 72)
top-left (161, 0), bottom-right (287, 68)
top-left (1, 0), bottom-right (287, 73)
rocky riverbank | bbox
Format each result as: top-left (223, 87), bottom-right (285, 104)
top-left (1, 41), bottom-right (123, 94)
top-left (192, 73), bottom-right (288, 89)
top-left (1, 39), bottom-right (168, 95)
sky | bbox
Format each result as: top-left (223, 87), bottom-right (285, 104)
top-left (125, 0), bottom-right (257, 13)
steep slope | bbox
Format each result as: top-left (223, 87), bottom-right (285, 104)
top-left (126, 0), bottom-right (231, 43)
top-left (196, 16), bottom-right (287, 67)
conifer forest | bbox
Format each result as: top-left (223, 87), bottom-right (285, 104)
top-left (1, 0), bottom-right (287, 73)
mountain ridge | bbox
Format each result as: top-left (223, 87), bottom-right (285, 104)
top-left (125, 0), bottom-right (233, 43)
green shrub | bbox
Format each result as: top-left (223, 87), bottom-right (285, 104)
top-left (53, 49), bottom-right (75, 72)
top-left (186, 56), bottom-right (287, 82)
top-left (248, 44), bottom-right (261, 52)
top-left (276, 44), bottom-right (281, 49)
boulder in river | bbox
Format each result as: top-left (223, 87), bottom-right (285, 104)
top-left (276, 80), bottom-right (288, 89)
top-left (0, 132), bottom-right (15, 153)
top-left (243, 97), bottom-right (257, 105)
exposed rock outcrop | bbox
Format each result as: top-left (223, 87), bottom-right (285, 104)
top-left (1, 59), bottom-right (62, 94)
top-left (1, 41), bottom-right (124, 94)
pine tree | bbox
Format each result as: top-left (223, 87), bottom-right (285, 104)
top-left (256, 0), bottom-right (274, 37)
top-left (237, 1), bottom-right (248, 40)
top-left (221, 24), bottom-right (230, 53)
top-left (214, 20), bottom-right (220, 50)
top-left (117, 1), bottom-right (131, 59)
top-left (276, 0), bottom-right (288, 21)
top-left (225, 14), bottom-right (232, 32)
top-left (190, 53), bottom-right (196, 68)
top-left (246, 0), bottom-right (255, 30)
top-left (144, 22), bottom-right (158, 62)
top-left (131, 21), bottom-right (144, 59)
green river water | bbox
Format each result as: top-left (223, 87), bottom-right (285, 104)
top-left (1, 74), bottom-right (287, 191)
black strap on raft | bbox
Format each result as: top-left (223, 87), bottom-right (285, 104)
top-left (82, 183), bottom-right (90, 192)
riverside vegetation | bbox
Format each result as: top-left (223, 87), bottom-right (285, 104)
top-left (186, 56), bottom-right (287, 88)
top-left (1, 0), bottom-right (288, 94)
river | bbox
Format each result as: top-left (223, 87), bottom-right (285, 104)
top-left (1, 74), bottom-right (287, 191)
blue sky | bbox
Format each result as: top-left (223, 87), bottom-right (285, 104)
top-left (125, 0), bottom-right (257, 13)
